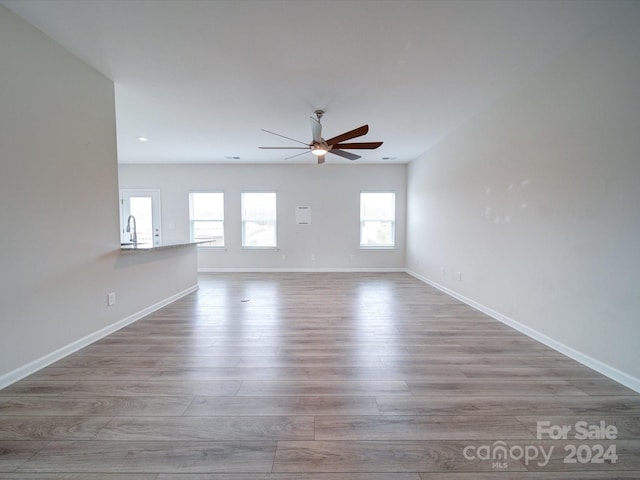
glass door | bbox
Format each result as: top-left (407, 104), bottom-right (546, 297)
top-left (120, 189), bottom-right (161, 246)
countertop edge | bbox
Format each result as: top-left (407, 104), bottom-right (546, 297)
top-left (120, 241), bottom-right (208, 252)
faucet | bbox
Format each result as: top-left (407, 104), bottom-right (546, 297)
top-left (126, 215), bottom-right (137, 244)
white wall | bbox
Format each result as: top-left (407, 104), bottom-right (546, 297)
top-left (407, 10), bottom-right (640, 389)
top-left (119, 163), bottom-right (406, 271)
top-left (0, 7), bottom-right (198, 386)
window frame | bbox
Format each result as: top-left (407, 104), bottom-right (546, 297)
top-left (241, 191), bottom-right (278, 249)
top-left (188, 191), bottom-right (225, 248)
top-left (359, 191), bottom-right (396, 249)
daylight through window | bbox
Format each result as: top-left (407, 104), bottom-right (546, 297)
top-left (360, 192), bottom-right (395, 247)
top-left (189, 192), bottom-right (224, 246)
top-left (242, 192), bottom-right (277, 247)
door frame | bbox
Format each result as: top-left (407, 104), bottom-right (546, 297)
top-left (119, 189), bottom-right (162, 246)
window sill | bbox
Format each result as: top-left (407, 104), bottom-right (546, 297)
top-left (360, 245), bottom-right (396, 250)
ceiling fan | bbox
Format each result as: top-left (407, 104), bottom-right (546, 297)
top-left (259, 110), bottom-right (383, 164)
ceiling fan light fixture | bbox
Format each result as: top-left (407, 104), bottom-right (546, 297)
top-left (311, 141), bottom-right (328, 156)
top-left (311, 147), bottom-right (328, 156)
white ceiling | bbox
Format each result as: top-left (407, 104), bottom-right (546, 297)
top-left (1, 0), bottom-right (630, 165)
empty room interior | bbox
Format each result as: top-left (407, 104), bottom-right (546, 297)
top-left (1, 0), bottom-right (639, 478)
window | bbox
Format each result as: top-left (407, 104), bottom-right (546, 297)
top-left (360, 192), bottom-right (395, 248)
top-left (242, 192), bottom-right (277, 247)
top-left (189, 192), bottom-right (224, 246)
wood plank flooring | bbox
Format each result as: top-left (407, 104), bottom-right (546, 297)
top-left (1, 272), bottom-right (639, 479)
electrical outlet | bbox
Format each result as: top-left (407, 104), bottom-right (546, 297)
top-left (107, 292), bottom-right (116, 306)
top-left (442, 266), bottom-right (446, 276)
top-left (281, 254), bottom-right (286, 261)
top-left (311, 254), bottom-right (315, 261)
top-left (457, 272), bottom-right (462, 281)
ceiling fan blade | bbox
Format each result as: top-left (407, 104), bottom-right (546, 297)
top-left (329, 149), bottom-right (361, 161)
top-left (332, 141), bottom-right (383, 150)
top-left (261, 129), bottom-right (308, 146)
top-left (284, 151), bottom-right (311, 160)
top-left (310, 116), bottom-right (322, 143)
top-left (317, 155), bottom-right (325, 165)
top-left (325, 125), bottom-right (369, 146)
top-left (259, 147), bottom-right (309, 149)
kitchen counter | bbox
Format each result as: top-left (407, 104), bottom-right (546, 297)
top-left (120, 241), bottom-right (214, 252)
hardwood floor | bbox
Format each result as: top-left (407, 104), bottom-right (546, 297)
top-left (1, 272), bottom-right (639, 479)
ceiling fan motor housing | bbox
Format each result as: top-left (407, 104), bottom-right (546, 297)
top-left (311, 141), bottom-right (329, 155)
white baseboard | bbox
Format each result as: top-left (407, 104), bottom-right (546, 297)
top-left (199, 267), bottom-right (406, 273)
top-left (0, 284), bottom-right (199, 390)
top-left (406, 269), bottom-right (640, 394)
